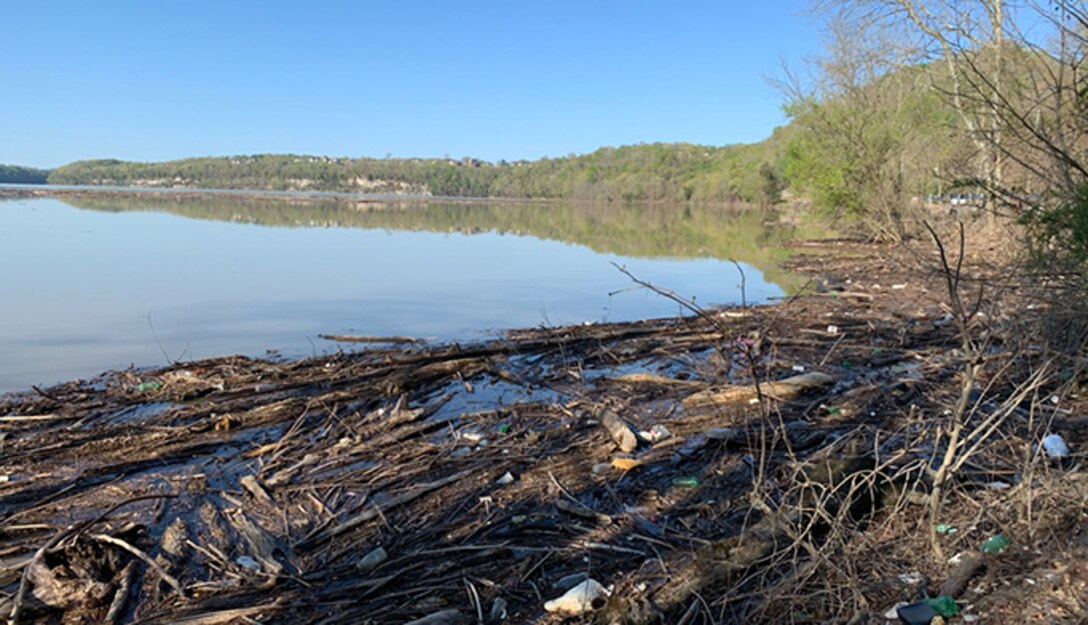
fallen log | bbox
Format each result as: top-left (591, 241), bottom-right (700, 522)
top-left (681, 372), bottom-right (835, 410)
top-left (769, 291), bottom-right (875, 302)
top-left (319, 334), bottom-right (423, 344)
top-left (939, 551), bottom-right (986, 597)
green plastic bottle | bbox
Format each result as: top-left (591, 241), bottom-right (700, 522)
top-left (923, 595), bottom-right (958, 618)
top-left (980, 534), bottom-right (1010, 553)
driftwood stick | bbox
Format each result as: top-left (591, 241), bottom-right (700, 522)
top-left (299, 470), bottom-right (473, 548)
top-left (149, 598), bottom-right (287, 625)
top-left (319, 334), bottom-right (422, 344)
top-left (768, 291), bottom-right (875, 302)
top-left (0, 415), bottom-right (67, 423)
top-left (90, 534), bottom-right (186, 597)
top-left (105, 561), bottom-right (137, 624)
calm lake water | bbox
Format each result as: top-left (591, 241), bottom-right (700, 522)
top-left (0, 193), bottom-right (815, 392)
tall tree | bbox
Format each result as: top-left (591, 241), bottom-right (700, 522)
top-left (779, 14), bottom-right (956, 240)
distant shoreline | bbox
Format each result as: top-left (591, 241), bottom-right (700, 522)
top-left (0, 183), bottom-right (529, 206)
top-left (0, 183), bottom-right (788, 209)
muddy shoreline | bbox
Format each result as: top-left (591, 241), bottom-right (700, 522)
top-left (1, 236), bottom-right (1085, 624)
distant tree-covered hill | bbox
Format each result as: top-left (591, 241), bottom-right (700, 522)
top-left (0, 164), bottom-right (50, 184)
top-left (47, 137), bottom-right (791, 204)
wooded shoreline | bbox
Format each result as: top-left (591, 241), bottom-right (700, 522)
top-left (0, 184), bottom-right (502, 207)
top-left (1, 184), bottom-right (785, 210)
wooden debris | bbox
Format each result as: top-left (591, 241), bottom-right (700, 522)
top-left (555, 499), bottom-right (612, 525)
top-left (0, 415), bottom-right (65, 423)
top-left (158, 599), bottom-right (287, 624)
top-left (239, 474), bottom-right (274, 506)
top-left (939, 552), bottom-right (986, 598)
top-left (0, 281), bottom-right (981, 624)
top-left (319, 333), bottom-right (422, 344)
top-left (301, 470), bottom-right (474, 548)
top-left (224, 510), bottom-right (284, 575)
top-left (90, 533), bottom-right (185, 597)
top-left (599, 450), bottom-right (875, 624)
top-left (682, 371), bottom-right (835, 409)
top-left (26, 555), bottom-right (113, 610)
top-left (0, 552), bottom-right (32, 586)
top-left (770, 290), bottom-right (874, 302)
top-left (104, 561), bottom-right (136, 624)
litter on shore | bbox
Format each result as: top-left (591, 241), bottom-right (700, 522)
top-left (1, 241), bottom-right (1084, 624)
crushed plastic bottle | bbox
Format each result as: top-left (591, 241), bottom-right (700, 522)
top-left (235, 555), bottom-right (261, 572)
top-left (637, 424), bottom-right (672, 444)
top-left (896, 600), bottom-right (939, 625)
top-left (1042, 433), bottom-right (1070, 458)
top-left (543, 579), bottom-right (609, 614)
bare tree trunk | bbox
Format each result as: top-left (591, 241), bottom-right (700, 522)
top-left (990, 0), bottom-right (1004, 191)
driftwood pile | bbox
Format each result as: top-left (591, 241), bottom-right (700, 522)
top-left (0, 264), bottom-right (1075, 624)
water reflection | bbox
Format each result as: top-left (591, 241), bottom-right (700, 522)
top-left (60, 194), bottom-right (819, 290)
top-left (0, 195), bottom-right (819, 392)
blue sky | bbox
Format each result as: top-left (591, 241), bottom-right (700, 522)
top-left (2, 1), bottom-right (822, 168)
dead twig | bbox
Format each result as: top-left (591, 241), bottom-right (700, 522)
top-left (90, 533), bottom-right (186, 597)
